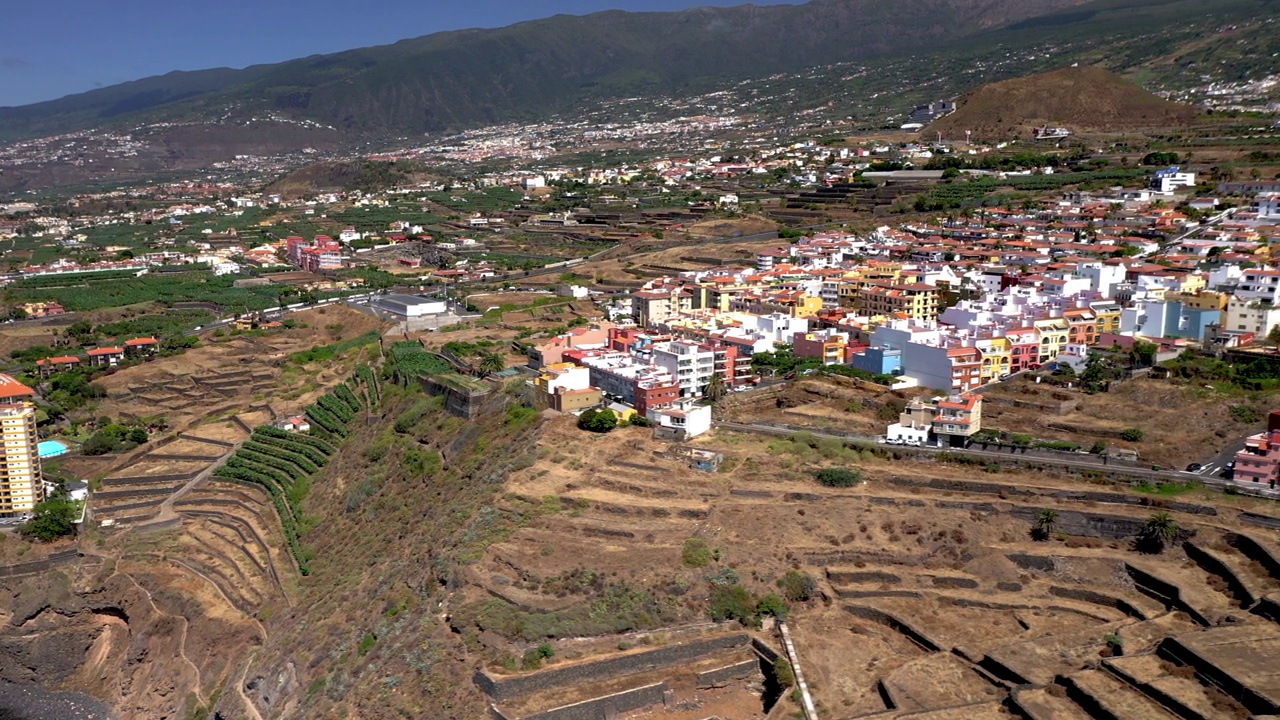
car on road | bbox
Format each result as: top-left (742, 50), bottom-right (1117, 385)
top-left (1185, 463), bottom-right (1203, 473)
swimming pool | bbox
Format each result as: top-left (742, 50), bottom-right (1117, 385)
top-left (37, 440), bottom-right (69, 459)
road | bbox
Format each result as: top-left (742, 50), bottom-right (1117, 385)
top-left (713, 419), bottom-right (1280, 500)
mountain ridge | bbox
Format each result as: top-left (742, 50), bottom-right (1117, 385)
top-left (0, 0), bottom-right (1090, 141)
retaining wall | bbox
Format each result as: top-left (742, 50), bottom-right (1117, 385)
top-left (506, 682), bottom-right (668, 720)
top-left (0, 550), bottom-right (79, 578)
top-left (1048, 586), bottom-right (1147, 620)
top-left (1240, 512), bottom-right (1280, 531)
top-left (696, 660), bottom-right (760, 688)
top-left (1184, 540), bottom-right (1256, 607)
top-left (843, 604), bottom-right (941, 652)
top-left (1224, 532), bottom-right (1280, 581)
top-left (1158, 637), bottom-right (1280, 716)
top-left (1125, 563), bottom-right (1211, 626)
top-left (474, 633), bottom-right (749, 702)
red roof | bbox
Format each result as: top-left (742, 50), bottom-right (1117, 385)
top-left (125, 337), bottom-right (159, 346)
top-left (87, 346), bottom-right (125, 356)
top-left (0, 373), bottom-right (35, 400)
top-left (36, 356), bottom-right (81, 365)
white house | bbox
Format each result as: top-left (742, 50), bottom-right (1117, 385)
top-left (1257, 193), bottom-right (1280, 219)
top-left (1151, 169), bottom-right (1196, 194)
top-left (649, 400), bottom-right (712, 441)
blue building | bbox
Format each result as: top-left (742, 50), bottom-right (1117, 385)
top-left (851, 346), bottom-right (903, 376)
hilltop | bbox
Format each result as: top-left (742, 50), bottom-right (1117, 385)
top-left (928, 65), bottom-right (1201, 141)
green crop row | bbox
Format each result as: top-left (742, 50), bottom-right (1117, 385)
top-left (241, 441), bottom-right (321, 475)
top-left (305, 405), bottom-right (347, 437)
top-left (250, 430), bottom-right (330, 465)
top-left (213, 464), bottom-right (310, 575)
top-left (254, 425), bottom-right (335, 455)
top-left (316, 393), bottom-right (355, 423)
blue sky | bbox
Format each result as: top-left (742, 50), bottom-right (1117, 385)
top-left (0, 1), bottom-right (795, 107)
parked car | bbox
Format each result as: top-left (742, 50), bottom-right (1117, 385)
top-left (1184, 463), bottom-right (1203, 473)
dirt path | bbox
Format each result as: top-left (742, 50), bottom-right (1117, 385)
top-left (118, 571), bottom-right (206, 707)
top-left (236, 651), bottom-right (266, 720)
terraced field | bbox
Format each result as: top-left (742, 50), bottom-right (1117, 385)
top-left (471, 417), bottom-right (1280, 719)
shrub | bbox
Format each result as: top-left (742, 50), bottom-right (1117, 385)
top-left (682, 537), bottom-right (713, 568)
top-left (756, 593), bottom-right (788, 619)
top-left (778, 569), bottom-right (817, 602)
top-left (773, 656), bottom-right (795, 688)
top-left (358, 633), bottom-right (377, 657)
top-left (1230, 405), bottom-right (1263, 424)
top-left (815, 467), bottom-right (862, 487)
top-left (708, 585), bottom-right (757, 625)
top-left (1121, 428), bottom-right (1144, 442)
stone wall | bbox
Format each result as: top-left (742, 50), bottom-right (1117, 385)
top-left (474, 633), bottom-right (749, 702)
top-left (518, 684), bottom-right (669, 720)
top-left (696, 660), bottom-right (761, 688)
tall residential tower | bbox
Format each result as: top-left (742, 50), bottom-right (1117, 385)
top-left (0, 374), bottom-right (42, 517)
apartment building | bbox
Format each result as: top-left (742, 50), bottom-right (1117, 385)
top-left (652, 341), bottom-right (717, 398)
top-left (792, 330), bottom-right (849, 366)
top-left (858, 282), bottom-right (940, 321)
top-left (0, 375), bottom-right (41, 517)
top-left (633, 287), bottom-right (695, 326)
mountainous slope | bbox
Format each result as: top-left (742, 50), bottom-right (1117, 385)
top-left (0, 0), bottom-right (1089, 141)
top-left (928, 65), bottom-right (1201, 140)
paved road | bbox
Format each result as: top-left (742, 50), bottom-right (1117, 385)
top-left (714, 420), bottom-right (1280, 500)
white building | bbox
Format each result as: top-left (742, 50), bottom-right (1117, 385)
top-left (1258, 193), bottom-right (1280, 219)
top-left (750, 313), bottom-right (809, 344)
top-left (652, 341), bottom-right (716, 398)
top-left (1076, 261), bottom-right (1126, 299)
top-left (1151, 169), bottom-right (1196, 194)
top-left (649, 400), bottom-right (712, 441)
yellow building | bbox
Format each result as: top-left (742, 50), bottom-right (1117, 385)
top-left (1168, 291), bottom-right (1229, 312)
top-left (1033, 318), bottom-right (1070, 363)
top-left (0, 391), bottom-right (42, 517)
top-left (1178, 273), bottom-right (1207, 295)
top-left (1090, 303), bottom-right (1123, 337)
top-left (858, 283), bottom-right (940, 321)
top-left (975, 337), bottom-right (1011, 383)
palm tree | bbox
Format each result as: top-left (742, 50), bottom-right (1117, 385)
top-left (703, 373), bottom-right (728, 404)
top-left (1033, 508), bottom-right (1059, 541)
top-left (477, 350), bottom-right (505, 378)
top-left (1139, 512), bottom-right (1180, 554)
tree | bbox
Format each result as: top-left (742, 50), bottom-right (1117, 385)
top-left (1033, 508), bottom-right (1059, 541)
top-left (1131, 340), bottom-right (1158, 368)
top-left (20, 498), bottom-right (78, 542)
top-left (1139, 512), bottom-right (1180, 553)
top-left (577, 408), bottom-right (617, 434)
top-left (476, 350), bottom-right (505, 377)
top-left (702, 373), bottom-right (728, 404)
top-left (1268, 325), bottom-right (1280, 351)
top-left (1121, 427), bottom-right (1144, 442)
